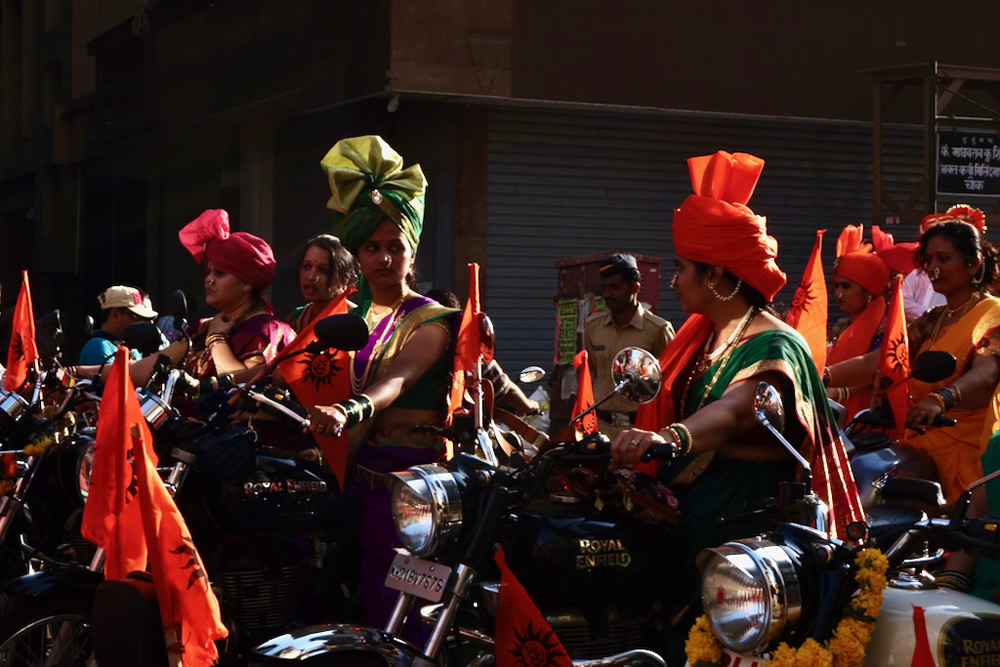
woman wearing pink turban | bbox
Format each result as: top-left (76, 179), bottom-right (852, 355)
top-left (177, 209), bottom-right (295, 382)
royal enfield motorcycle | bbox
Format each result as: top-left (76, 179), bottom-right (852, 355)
top-left (0, 313), bottom-right (367, 666)
top-left (693, 381), bottom-right (1000, 667)
top-left (254, 346), bottom-right (674, 666)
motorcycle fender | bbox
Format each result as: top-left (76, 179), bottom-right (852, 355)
top-left (4, 567), bottom-right (103, 598)
top-left (254, 624), bottom-right (426, 665)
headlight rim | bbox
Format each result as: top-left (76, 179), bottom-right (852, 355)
top-left (697, 538), bottom-right (802, 654)
top-left (76, 438), bottom-right (96, 503)
top-left (388, 464), bottom-right (462, 557)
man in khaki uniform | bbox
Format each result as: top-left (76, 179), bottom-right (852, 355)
top-left (583, 254), bottom-right (674, 437)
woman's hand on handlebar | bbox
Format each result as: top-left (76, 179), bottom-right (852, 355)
top-left (906, 396), bottom-right (943, 428)
top-left (307, 404), bottom-right (347, 437)
top-left (611, 428), bottom-right (662, 466)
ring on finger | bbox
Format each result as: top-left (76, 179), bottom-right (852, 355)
top-left (630, 438), bottom-right (640, 447)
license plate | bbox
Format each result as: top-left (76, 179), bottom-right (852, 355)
top-left (384, 552), bottom-right (452, 602)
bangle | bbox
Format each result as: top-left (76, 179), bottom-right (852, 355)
top-left (669, 422), bottom-right (693, 457)
top-left (356, 393), bottom-right (375, 421)
top-left (929, 392), bottom-right (948, 413)
top-left (944, 384), bottom-right (962, 409)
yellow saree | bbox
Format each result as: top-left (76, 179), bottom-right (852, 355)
top-left (904, 297), bottom-right (1000, 502)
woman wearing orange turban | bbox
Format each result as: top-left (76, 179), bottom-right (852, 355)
top-left (826, 226), bottom-right (890, 418)
top-left (610, 151), bottom-right (862, 663)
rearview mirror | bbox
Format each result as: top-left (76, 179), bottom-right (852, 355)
top-left (314, 314), bottom-right (370, 352)
top-left (123, 322), bottom-right (164, 357)
top-left (911, 351), bottom-right (957, 384)
top-left (479, 313), bottom-right (495, 365)
top-left (519, 366), bottom-right (546, 384)
top-left (610, 347), bottom-right (661, 403)
top-left (170, 289), bottom-right (190, 330)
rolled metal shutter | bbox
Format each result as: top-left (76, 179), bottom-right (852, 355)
top-left (486, 106), bottom-right (921, 374)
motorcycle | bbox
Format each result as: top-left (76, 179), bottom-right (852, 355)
top-left (0, 312), bottom-right (366, 665)
top-left (253, 346), bottom-right (674, 666)
top-left (691, 380), bottom-right (1000, 667)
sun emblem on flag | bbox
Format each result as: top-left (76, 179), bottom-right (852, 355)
top-left (885, 333), bottom-right (909, 379)
top-left (297, 351), bottom-right (342, 391)
top-left (786, 281), bottom-right (817, 328)
top-left (509, 620), bottom-right (567, 667)
top-left (10, 332), bottom-right (23, 362)
top-left (169, 536), bottom-right (208, 590)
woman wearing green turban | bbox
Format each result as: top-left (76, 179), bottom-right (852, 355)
top-left (306, 136), bottom-right (457, 632)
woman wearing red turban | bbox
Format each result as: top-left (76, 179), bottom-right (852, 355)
top-left (177, 209), bottom-right (295, 381)
top-left (826, 226), bottom-right (890, 418)
top-left (609, 151), bottom-right (862, 664)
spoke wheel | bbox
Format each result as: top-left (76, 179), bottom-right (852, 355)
top-left (0, 594), bottom-right (93, 667)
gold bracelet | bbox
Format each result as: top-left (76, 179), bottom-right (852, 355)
top-left (928, 392), bottom-right (947, 413)
top-left (661, 427), bottom-right (681, 458)
top-left (670, 422), bottom-right (693, 457)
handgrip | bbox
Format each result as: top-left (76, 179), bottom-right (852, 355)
top-left (640, 441), bottom-right (678, 463)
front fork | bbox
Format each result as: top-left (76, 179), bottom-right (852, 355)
top-left (387, 562), bottom-right (479, 664)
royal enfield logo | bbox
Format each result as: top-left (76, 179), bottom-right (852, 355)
top-left (575, 538), bottom-right (631, 569)
top-left (243, 480), bottom-right (328, 495)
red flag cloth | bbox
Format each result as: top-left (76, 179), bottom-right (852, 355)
top-left (784, 229), bottom-right (828, 372)
top-left (910, 606), bottom-right (935, 667)
top-left (571, 350), bottom-right (597, 434)
top-left (133, 421), bottom-right (227, 666)
top-left (878, 275), bottom-right (910, 438)
top-left (278, 290), bottom-right (354, 485)
top-left (493, 549), bottom-right (571, 667)
top-left (80, 346), bottom-right (149, 580)
top-left (4, 270), bottom-right (38, 392)
top-left (448, 263), bottom-right (481, 423)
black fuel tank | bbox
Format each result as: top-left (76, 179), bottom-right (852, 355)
top-left (502, 495), bottom-right (673, 602)
top-left (183, 447), bottom-right (340, 538)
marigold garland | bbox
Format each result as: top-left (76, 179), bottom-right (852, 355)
top-left (685, 547), bottom-right (889, 667)
top-left (24, 435), bottom-right (54, 458)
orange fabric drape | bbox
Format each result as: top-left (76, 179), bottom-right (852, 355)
top-left (278, 290), bottom-right (354, 485)
top-left (493, 549), bottom-right (571, 667)
top-left (571, 350), bottom-right (597, 434)
top-left (827, 296), bottom-right (887, 417)
top-left (4, 271), bottom-right (38, 392)
top-left (785, 229), bottom-right (828, 371)
top-left (447, 263), bottom-right (481, 424)
top-left (80, 347), bottom-right (149, 580)
top-left (877, 276), bottom-right (910, 438)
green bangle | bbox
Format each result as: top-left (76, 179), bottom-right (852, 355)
top-left (356, 394), bottom-right (375, 421)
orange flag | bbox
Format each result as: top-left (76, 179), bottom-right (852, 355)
top-left (784, 229), bottom-right (828, 371)
top-left (493, 549), bottom-right (571, 667)
top-left (134, 419), bottom-right (227, 666)
top-left (878, 275), bottom-right (910, 437)
top-left (447, 263), bottom-right (481, 423)
top-left (80, 346), bottom-right (148, 580)
top-left (4, 270), bottom-right (38, 392)
top-left (279, 291), bottom-right (354, 485)
top-left (571, 350), bottom-right (597, 434)
top-left (909, 606), bottom-right (935, 667)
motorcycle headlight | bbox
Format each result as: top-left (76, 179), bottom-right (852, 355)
top-left (696, 539), bottom-right (802, 654)
top-left (76, 439), bottom-right (96, 503)
top-left (387, 464), bottom-right (462, 557)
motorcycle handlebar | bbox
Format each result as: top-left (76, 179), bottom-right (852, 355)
top-left (640, 441), bottom-right (679, 463)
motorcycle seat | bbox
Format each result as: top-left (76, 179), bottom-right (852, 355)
top-left (866, 503), bottom-right (927, 547)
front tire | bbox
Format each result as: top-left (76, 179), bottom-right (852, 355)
top-left (0, 591), bottom-right (93, 666)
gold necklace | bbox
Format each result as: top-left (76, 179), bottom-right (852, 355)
top-left (365, 294), bottom-right (405, 326)
top-left (928, 290), bottom-right (980, 347)
top-left (351, 295), bottom-right (408, 394)
top-left (680, 307), bottom-right (758, 416)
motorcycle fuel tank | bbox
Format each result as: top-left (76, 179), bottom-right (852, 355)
top-left (184, 446), bottom-right (340, 538)
top-left (503, 496), bottom-right (671, 601)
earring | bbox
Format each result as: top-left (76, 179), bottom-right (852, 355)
top-left (669, 274), bottom-right (678, 289)
top-left (930, 266), bottom-right (941, 281)
top-left (866, 293), bottom-right (873, 305)
top-left (710, 277), bottom-right (743, 301)
top-left (973, 261), bottom-right (987, 286)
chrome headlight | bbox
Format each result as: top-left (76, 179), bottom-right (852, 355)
top-left (76, 439), bottom-right (96, 503)
top-left (696, 538), bottom-right (802, 654)
top-left (387, 464), bottom-right (462, 557)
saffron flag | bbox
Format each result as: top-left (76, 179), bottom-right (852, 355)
top-left (878, 275), bottom-right (910, 438)
top-left (134, 423), bottom-right (227, 666)
top-left (493, 549), bottom-right (571, 667)
top-left (80, 346), bottom-right (148, 580)
top-left (571, 350), bottom-right (597, 434)
top-left (447, 263), bottom-right (482, 423)
top-left (784, 229), bottom-right (828, 371)
top-left (279, 290), bottom-right (354, 485)
top-left (4, 270), bottom-right (38, 392)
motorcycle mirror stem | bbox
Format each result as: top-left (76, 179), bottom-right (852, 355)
top-left (753, 382), bottom-right (813, 490)
top-left (951, 467), bottom-right (1000, 521)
